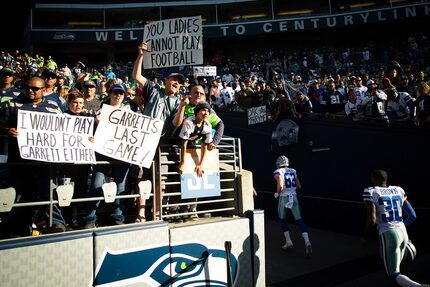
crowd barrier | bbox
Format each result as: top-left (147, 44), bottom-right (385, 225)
top-left (0, 136), bottom-right (247, 231)
top-left (0, 134), bottom-right (265, 286)
top-left (0, 210), bottom-right (265, 287)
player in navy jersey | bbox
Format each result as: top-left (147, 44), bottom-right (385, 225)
top-left (273, 155), bottom-right (312, 257)
top-left (363, 170), bottom-right (428, 287)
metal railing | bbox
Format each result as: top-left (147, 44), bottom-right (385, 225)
top-left (153, 136), bottom-right (242, 221)
top-left (0, 136), bottom-right (243, 236)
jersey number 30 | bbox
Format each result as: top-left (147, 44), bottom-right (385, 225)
top-left (378, 195), bottom-right (403, 223)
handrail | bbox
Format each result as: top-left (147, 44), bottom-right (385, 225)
top-left (0, 135), bottom-right (243, 237)
top-left (155, 136), bottom-right (242, 222)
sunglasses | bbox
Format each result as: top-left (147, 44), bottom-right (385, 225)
top-left (26, 85), bottom-right (43, 93)
top-left (1, 73), bottom-right (13, 77)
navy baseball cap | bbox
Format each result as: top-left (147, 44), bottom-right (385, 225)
top-left (109, 83), bottom-right (126, 93)
top-left (42, 69), bottom-right (57, 78)
top-left (166, 73), bottom-right (185, 84)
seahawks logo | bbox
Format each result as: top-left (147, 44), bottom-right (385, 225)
top-left (93, 241), bottom-right (238, 286)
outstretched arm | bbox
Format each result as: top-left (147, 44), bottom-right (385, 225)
top-left (195, 143), bottom-right (207, 177)
top-left (178, 139), bottom-right (188, 174)
top-left (132, 42), bottom-right (148, 88)
top-left (402, 199), bottom-right (417, 227)
top-left (295, 175), bottom-right (302, 190)
top-left (363, 201), bottom-right (376, 240)
top-left (208, 119), bottom-right (224, 150)
top-left (172, 95), bottom-right (189, 128)
top-left (275, 175), bottom-right (283, 194)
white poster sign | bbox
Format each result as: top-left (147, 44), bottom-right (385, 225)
top-left (247, 106), bottom-right (267, 125)
top-left (193, 66), bottom-right (217, 77)
top-left (92, 105), bottom-right (163, 168)
top-left (180, 149), bottom-right (220, 199)
top-left (143, 16), bottom-right (203, 69)
top-left (17, 110), bottom-right (95, 163)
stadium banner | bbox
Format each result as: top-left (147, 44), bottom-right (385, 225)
top-left (247, 106), bottom-right (267, 125)
top-left (92, 105), bottom-right (163, 168)
top-left (32, 4), bottom-right (429, 42)
top-left (142, 16), bottom-right (203, 69)
top-left (17, 110), bottom-right (95, 163)
top-left (193, 66), bottom-right (217, 77)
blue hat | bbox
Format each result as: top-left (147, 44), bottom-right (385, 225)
top-left (109, 83), bottom-right (126, 93)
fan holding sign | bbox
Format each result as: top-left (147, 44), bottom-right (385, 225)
top-left (131, 40), bottom-right (188, 222)
top-left (178, 102), bottom-right (218, 220)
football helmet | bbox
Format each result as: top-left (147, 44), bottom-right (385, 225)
top-left (276, 155), bottom-right (289, 168)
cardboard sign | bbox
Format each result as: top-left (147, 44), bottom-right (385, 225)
top-left (17, 111), bottom-right (95, 163)
top-left (56, 184), bottom-right (74, 207)
top-left (273, 119), bottom-right (299, 146)
top-left (102, 182), bottom-right (117, 203)
top-left (180, 149), bottom-right (220, 199)
top-left (92, 105), bottom-right (163, 168)
top-left (0, 187), bottom-right (16, 212)
top-left (193, 66), bottom-right (217, 77)
top-left (247, 106), bottom-right (267, 125)
top-left (143, 16), bottom-right (203, 69)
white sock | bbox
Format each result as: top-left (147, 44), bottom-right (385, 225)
top-left (396, 274), bottom-right (421, 287)
top-left (284, 231), bottom-right (292, 242)
top-left (189, 203), bottom-right (197, 212)
top-left (302, 232), bottom-right (310, 244)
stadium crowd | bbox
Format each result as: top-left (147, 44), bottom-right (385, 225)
top-left (2, 31), bottom-right (430, 125)
top-left (1, 31), bottom-right (430, 237)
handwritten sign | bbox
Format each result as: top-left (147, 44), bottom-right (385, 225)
top-left (17, 110), bottom-right (95, 163)
top-left (193, 66), bottom-right (217, 77)
top-left (247, 106), bottom-right (267, 125)
top-left (143, 16), bottom-right (203, 69)
top-left (180, 149), bottom-right (220, 199)
top-left (92, 105), bottom-right (163, 168)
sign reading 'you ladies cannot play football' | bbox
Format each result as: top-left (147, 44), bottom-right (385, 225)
top-left (143, 16), bottom-right (203, 69)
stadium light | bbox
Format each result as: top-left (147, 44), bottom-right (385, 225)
top-left (277, 10), bottom-right (313, 16)
top-left (349, 2), bottom-right (377, 8)
top-left (67, 21), bottom-right (103, 26)
top-left (231, 13), bottom-right (268, 20)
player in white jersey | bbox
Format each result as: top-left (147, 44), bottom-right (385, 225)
top-left (362, 170), bottom-right (428, 287)
top-left (273, 155), bottom-right (312, 257)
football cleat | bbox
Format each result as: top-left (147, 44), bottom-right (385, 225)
top-left (305, 242), bottom-right (312, 258)
top-left (282, 240), bottom-right (293, 250)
